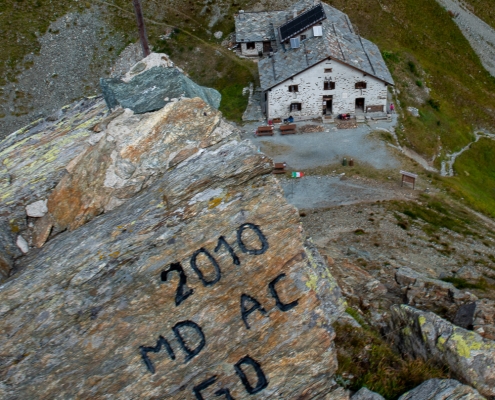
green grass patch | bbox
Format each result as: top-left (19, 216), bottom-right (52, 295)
top-left (389, 196), bottom-right (475, 236)
top-left (325, 0), bottom-right (495, 161)
top-left (441, 276), bottom-right (488, 290)
top-left (219, 83), bottom-right (249, 122)
top-left (442, 138), bottom-right (495, 218)
top-left (345, 307), bottom-right (366, 325)
top-left (334, 318), bottom-right (449, 399)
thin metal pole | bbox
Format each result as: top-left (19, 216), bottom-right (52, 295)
top-left (132, 0), bottom-right (151, 58)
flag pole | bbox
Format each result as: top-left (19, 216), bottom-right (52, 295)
top-left (132, 0), bottom-right (151, 58)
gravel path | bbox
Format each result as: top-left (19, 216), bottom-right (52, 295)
top-left (435, 0), bottom-right (495, 77)
top-left (280, 175), bottom-right (415, 209)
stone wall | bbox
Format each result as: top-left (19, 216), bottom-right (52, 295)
top-left (265, 59), bottom-right (388, 119)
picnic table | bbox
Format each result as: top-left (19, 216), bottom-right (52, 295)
top-left (280, 124), bottom-right (297, 135)
top-left (256, 126), bottom-right (274, 136)
top-left (272, 162), bottom-right (287, 174)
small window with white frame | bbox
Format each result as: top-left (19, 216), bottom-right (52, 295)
top-left (288, 85), bottom-right (299, 92)
top-left (246, 42), bottom-right (256, 50)
top-left (290, 102), bottom-right (302, 111)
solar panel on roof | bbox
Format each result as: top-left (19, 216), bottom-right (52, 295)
top-left (279, 4), bottom-right (326, 42)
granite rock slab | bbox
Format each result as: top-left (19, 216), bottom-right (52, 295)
top-left (388, 305), bottom-right (495, 398)
top-left (0, 100), bottom-right (346, 398)
top-left (398, 378), bottom-right (485, 400)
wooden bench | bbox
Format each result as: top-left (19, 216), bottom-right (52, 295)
top-left (280, 124), bottom-right (297, 135)
top-left (272, 118), bottom-right (282, 124)
top-left (272, 162), bottom-right (287, 174)
top-left (256, 126), bottom-right (274, 136)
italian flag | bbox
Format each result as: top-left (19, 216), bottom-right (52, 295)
top-left (292, 172), bottom-right (304, 178)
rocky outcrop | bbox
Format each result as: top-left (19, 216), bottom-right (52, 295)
top-left (330, 260), bottom-right (387, 309)
top-left (455, 266), bottom-right (482, 281)
top-left (388, 305), bottom-right (495, 398)
top-left (0, 96), bottom-right (107, 245)
top-left (395, 266), bottom-right (477, 317)
top-left (455, 299), bottom-right (495, 340)
top-left (397, 378), bottom-right (485, 400)
top-left (0, 97), bottom-right (346, 398)
top-left (42, 97), bottom-right (230, 237)
top-left (100, 53), bottom-right (221, 114)
top-left (473, 299), bottom-right (495, 340)
top-left (352, 387), bottom-right (385, 400)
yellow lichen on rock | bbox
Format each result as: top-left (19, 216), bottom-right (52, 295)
top-left (449, 331), bottom-right (484, 358)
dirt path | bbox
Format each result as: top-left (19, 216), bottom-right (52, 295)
top-left (279, 175), bottom-right (417, 209)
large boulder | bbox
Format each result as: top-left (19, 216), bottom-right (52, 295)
top-left (388, 305), bottom-right (495, 398)
top-left (100, 53), bottom-right (221, 113)
top-left (0, 98), bottom-right (346, 398)
top-left (395, 266), bottom-right (477, 317)
top-left (397, 378), bottom-right (485, 400)
top-left (43, 97), bottom-right (231, 236)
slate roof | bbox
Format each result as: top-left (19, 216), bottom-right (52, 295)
top-left (235, 11), bottom-right (286, 42)
top-left (254, 1), bottom-right (394, 90)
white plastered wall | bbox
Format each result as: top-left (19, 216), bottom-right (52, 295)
top-left (265, 58), bottom-right (388, 119)
top-left (240, 42), bottom-right (263, 56)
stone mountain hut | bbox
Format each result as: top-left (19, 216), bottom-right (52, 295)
top-left (235, 0), bottom-right (394, 120)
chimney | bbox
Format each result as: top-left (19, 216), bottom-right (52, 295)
top-left (293, 9), bottom-right (297, 18)
top-left (239, 10), bottom-right (244, 20)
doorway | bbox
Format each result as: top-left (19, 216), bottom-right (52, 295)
top-left (263, 41), bottom-right (272, 53)
top-left (355, 97), bottom-right (365, 112)
top-left (323, 96), bottom-right (333, 115)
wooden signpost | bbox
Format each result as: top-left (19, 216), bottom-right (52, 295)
top-left (400, 170), bottom-right (418, 189)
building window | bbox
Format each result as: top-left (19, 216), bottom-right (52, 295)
top-left (290, 102), bottom-right (302, 111)
top-left (288, 85), bottom-right (299, 92)
top-left (324, 81), bottom-right (335, 90)
top-left (300, 35), bottom-right (306, 40)
top-left (324, 68), bottom-right (332, 73)
top-left (355, 81), bottom-right (367, 89)
top-left (246, 42), bottom-right (256, 50)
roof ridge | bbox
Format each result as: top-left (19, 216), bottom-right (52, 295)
top-left (356, 29), bottom-right (376, 75)
top-left (332, 23), bottom-right (346, 61)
